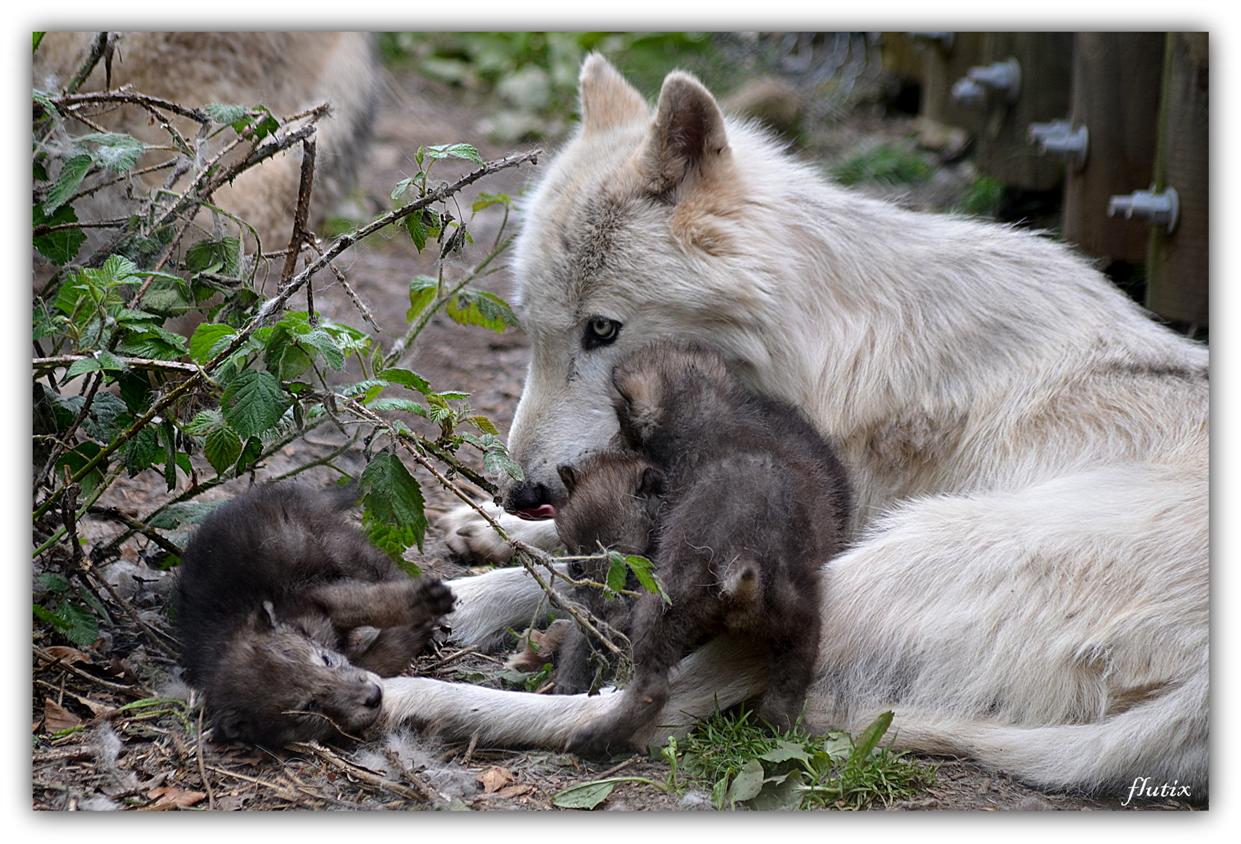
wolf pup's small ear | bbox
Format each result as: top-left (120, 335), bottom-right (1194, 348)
top-left (638, 466), bottom-right (665, 498)
top-left (645, 70), bottom-right (730, 194)
top-left (579, 53), bottom-right (647, 136)
top-left (557, 464), bottom-right (579, 495)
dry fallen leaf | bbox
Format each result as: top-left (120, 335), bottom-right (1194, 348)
top-left (479, 765), bottom-right (515, 793)
top-left (39, 646), bottom-right (91, 667)
top-left (42, 698), bottom-right (82, 733)
top-left (494, 784), bottom-right (534, 799)
top-left (143, 786), bottom-right (206, 810)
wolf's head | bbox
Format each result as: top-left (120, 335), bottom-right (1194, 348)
top-left (503, 55), bottom-right (815, 516)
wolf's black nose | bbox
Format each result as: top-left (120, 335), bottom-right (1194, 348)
top-left (505, 480), bottom-right (552, 512)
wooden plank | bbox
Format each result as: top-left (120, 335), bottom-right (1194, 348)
top-left (1061, 33), bottom-right (1164, 263)
top-left (920, 31), bottom-right (988, 131)
top-left (1146, 32), bottom-right (1209, 329)
top-left (973, 32), bottom-right (1074, 191)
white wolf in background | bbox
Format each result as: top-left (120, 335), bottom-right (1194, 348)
top-left (386, 55), bottom-right (1208, 796)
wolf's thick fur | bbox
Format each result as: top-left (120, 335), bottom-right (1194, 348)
top-left (406, 56), bottom-right (1208, 794)
top-left (34, 32), bottom-right (378, 247)
top-left (176, 483), bottom-right (453, 746)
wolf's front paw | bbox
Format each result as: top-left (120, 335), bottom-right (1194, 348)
top-left (439, 504), bottom-right (516, 564)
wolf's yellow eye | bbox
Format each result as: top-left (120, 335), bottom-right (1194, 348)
top-left (584, 316), bottom-right (621, 349)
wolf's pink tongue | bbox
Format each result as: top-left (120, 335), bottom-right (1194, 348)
top-left (515, 504), bottom-right (557, 521)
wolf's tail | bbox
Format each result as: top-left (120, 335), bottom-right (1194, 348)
top-left (878, 672), bottom-right (1208, 799)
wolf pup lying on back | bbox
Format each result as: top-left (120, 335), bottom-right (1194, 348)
top-left (175, 483), bottom-right (454, 746)
top-left (389, 55), bottom-right (1208, 796)
top-left (560, 342), bottom-right (850, 755)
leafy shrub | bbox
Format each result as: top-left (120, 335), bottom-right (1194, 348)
top-left (31, 44), bottom-right (537, 645)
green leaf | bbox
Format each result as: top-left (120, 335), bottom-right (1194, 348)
top-left (624, 554), bottom-right (668, 605)
top-left (64, 357), bottom-right (102, 381)
top-left (368, 397), bottom-right (429, 417)
top-left (33, 32), bottom-right (46, 52)
top-left (482, 446), bottom-right (524, 482)
top-left (406, 275), bottom-right (439, 321)
top-left (147, 501), bottom-right (221, 531)
top-left (847, 711), bottom-right (893, 768)
top-left (33, 203), bottom-right (86, 265)
top-left (117, 325), bottom-right (188, 360)
top-left (234, 436), bottom-right (264, 474)
top-left (444, 289), bottom-right (518, 333)
top-left (124, 425), bottom-right (162, 475)
top-left (57, 441), bottom-right (106, 497)
top-left (77, 132), bottom-right (144, 173)
top-left (82, 393), bottom-right (130, 442)
top-left (359, 452), bottom-right (428, 561)
top-left (404, 209), bottom-right (429, 251)
top-left (467, 415), bottom-right (499, 435)
top-left (204, 425), bottom-right (242, 475)
top-left (303, 329), bottom-right (345, 370)
top-left (604, 552), bottom-right (628, 596)
top-left (185, 237), bottom-right (241, 276)
top-left (726, 758), bottom-right (766, 805)
top-left (471, 192), bottom-right (511, 213)
top-left (222, 370), bottom-right (290, 440)
top-left (551, 779), bottom-right (617, 810)
top-left (378, 367), bottom-right (431, 394)
top-left (423, 143), bottom-right (484, 165)
top-left (208, 103), bottom-right (278, 140)
top-left (189, 323), bottom-right (237, 364)
top-left (59, 603), bottom-right (100, 647)
top-left (205, 103), bottom-right (249, 125)
top-left (758, 740), bottom-right (814, 765)
top-left (43, 153), bottom-right (92, 214)
top-left (183, 409), bottom-right (225, 437)
top-left (748, 770), bottom-right (806, 811)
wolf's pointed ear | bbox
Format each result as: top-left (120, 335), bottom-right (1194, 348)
top-left (645, 70), bottom-right (730, 194)
top-left (579, 53), bottom-right (647, 135)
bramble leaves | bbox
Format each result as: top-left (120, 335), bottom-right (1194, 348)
top-left (444, 288), bottom-right (518, 333)
top-left (359, 452), bottom-right (427, 569)
top-left (33, 205), bottom-right (86, 265)
top-left (222, 370), bottom-right (290, 440)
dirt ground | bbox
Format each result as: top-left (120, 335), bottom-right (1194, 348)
top-left (31, 59), bottom-right (1197, 813)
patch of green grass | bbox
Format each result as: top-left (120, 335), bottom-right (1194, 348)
top-left (953, 175), bottom-right (1005, 218)
top-left (662, 707), bottom-right (934, 810)
top-left (831, 144), bottom-right (933, 188)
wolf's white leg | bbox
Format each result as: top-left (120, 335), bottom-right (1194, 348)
top-left (810, 462), bottom-right (1208, 792)
top-left (443, 563), bottom-right (563, 649)
top-left (438, 502), bottom-right (561, 563)
top-left (382, 634), bottom-right (768, 749)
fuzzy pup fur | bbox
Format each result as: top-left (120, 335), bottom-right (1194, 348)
top-left (562, 342), bottom-right (850, 755)
top-left (397, 55), bottom-right (1209, 796)
top-left (175, 483), bottom-right (453, 746)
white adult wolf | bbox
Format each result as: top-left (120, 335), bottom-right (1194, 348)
top-left (384, 55), bottom-right (1209, 796)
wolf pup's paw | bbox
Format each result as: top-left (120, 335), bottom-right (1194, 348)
top-left (415, 578), bottom-right (456, 618)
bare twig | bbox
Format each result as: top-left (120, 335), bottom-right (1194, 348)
top-left (290, 742), bottom-right (429, 804)
top-left (305, 236), bottom-right (381, 334)
top-left (196, 707), bottom-right (217, 810)
top-left (64, 32), bottom-right (109, 95)
top-left (33, 355), bottom-right (202, 377)
top-left (86, 506), bottom-right (185, 558)
top-left (281, 138), bottom-right (317, 287)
